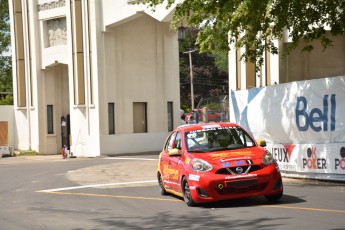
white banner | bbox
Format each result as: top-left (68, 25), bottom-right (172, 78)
top-left (229, 76), bottom-right (345, 180)
top-left (267, 143), bottom-right (345, 175)
top-left (230, 76), bottom-right (345, 144)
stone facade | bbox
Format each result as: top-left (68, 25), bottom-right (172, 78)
top-left (9, 0), bottom-right (181, 156)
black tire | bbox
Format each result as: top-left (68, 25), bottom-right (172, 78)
top-left (265, 189), bottom-right (283, 202)
top-left (158, 172), bottom-right (168, 195)
top-left (182, 177), bottom-right (196, 206)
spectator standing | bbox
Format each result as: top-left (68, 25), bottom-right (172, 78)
top-left (181, 114), bottom-right (186, 125)
top-left (188, 115), bottom-right (196, 124)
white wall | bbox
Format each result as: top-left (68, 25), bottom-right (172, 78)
top-left (280, 34), bottom-right (345, 83)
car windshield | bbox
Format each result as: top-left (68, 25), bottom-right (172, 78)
top-left (185, 126), bottom-right (256, 152)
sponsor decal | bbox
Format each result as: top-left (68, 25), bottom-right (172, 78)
top-left (335, 147), bottom-right (345, 170)
top-left (234, 160), bottom-right (246, 167)
top-left (221, 161), bottom-right (230, 167)
top-left (269, 144), bottom-right (297, 171)
top-left (189, 126), bottom-right (238, 134)
top-left (271, 144), bottom-right (295, 163)
top-left (221, 159), bottom-right (252, 167)
top-left (189, 174), bottom-right (200, 181)
top-left (296, 94), bottom-right (336, 132)
top-left (302, 147), bottom-right (327, 169)
top-left (225, 174), bottom-right (257, 180)
top-left (201, 124), bottom-right (221, 129)
top-left (211, 151), bottom-right (254, 160)
top-left (162, 164), bottom-right (179, 180)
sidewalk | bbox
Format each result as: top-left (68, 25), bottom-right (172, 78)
top-left (1, 154), bottom-right (343, 186)
top-left (0, 154), bottom-right (70, 164)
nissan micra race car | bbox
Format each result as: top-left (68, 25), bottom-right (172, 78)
top-left (157, 122), bottom-right (283, 206)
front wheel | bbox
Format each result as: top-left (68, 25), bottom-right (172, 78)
top-left (182, 178), bottom-right (196, 206)
top-left (265, 189), bottom-right (283, 202)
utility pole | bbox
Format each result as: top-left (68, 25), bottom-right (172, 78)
top-left (184, 50), bottom-right (195, 110)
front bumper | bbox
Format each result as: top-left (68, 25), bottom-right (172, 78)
top-left (188, 164), bottom-right (283, 203)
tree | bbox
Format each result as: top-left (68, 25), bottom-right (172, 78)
top-left (0, 0), bottom-right (10, 50)
top-left (142, 0), bottom-right (345, 70)
top-left (0, 0), bottom-right (13, 105)
top-left (179, 27), bottom-right (228, 110)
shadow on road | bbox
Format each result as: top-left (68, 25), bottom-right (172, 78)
top-left (93, 211), bottom-right (291, 229)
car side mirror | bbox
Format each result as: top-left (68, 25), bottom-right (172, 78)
top-left (168, 148), bottom-right (181, 156)
top-left (257, 139), bottom-right (267, 147)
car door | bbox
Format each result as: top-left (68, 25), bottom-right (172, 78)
top-left (168, 131), bottom-right (183, 191)
top-left (160, 131), bottom-right (177, 191)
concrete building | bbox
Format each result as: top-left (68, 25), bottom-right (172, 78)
top-left (9, 0), bottom-right (182, 156)
top-left (228, 32), bottom-right (345, 90)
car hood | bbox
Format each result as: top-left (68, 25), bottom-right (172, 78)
top-left (187, 147), bottom-right (266, 165)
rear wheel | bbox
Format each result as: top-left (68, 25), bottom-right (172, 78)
top-left (158, 172), bottom-right (167, 195)
top-left (182, 178), bottom-right (196, 206)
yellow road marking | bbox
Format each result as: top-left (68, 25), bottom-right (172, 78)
top-left (262, 205), bottom-right (345, 213)
top-left (36, 190), bottom-right (182, 202)
top-left (36, 191), bottom-right (345, 213)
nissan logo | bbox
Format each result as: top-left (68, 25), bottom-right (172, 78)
top-left (235, 167), bottom-right (244, 174)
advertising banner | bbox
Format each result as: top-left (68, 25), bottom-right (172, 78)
top-left (230, 76), bottom-right (345, 144)
top-left (267, 143), bottom-right (345, 175)
top-left (229, 76), bottom-right (345, 180)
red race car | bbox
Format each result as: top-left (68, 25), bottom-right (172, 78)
top-left (157, 122), bottom-right (283, 206)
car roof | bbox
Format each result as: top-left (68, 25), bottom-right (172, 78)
top-left (177, 122), bottom-right (240, 132)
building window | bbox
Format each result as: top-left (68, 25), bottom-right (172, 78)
top-left (167, 102), bottom-right (173, 131)
top-left (46, 18), bottom-right (67, 47)
top-left (47, 105), bottom-right (54, 134)
top-left (133, 102), bottom-right (147, 133)
top-left (108, 103), bottom-right (115, 135)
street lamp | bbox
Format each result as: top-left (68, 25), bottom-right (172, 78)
top-left (183, 49), bottom-right (195, 110)
top-left (177, 26), bottom-right (186, 41)
top-left (177, 25), bottom-right (195, 110)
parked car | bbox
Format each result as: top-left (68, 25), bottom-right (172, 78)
top-left (185, 109), bottom-right (221, 123)
top-left (157, 122), bottom-right (283, 206)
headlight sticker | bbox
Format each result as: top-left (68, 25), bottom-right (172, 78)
top-left (189, 174), bottom-right (200, 181)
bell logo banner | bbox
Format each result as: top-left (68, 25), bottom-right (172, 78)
top-left (230, 76), bottom-right (345, 180)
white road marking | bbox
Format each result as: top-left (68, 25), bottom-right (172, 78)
top-left (38, 180), bottom-right (157, 193)
top-left (38, 157), bottom-right (158, 193)
top-left (104, 157), bottom-right (158, 161)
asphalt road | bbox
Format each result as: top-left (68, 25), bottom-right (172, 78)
top-left (0, 154), bottom-right (344, 230)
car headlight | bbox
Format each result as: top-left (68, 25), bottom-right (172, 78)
top-left (262, 151), bottom-right (274, 165)
top-left (191, 158), bottom-right (213, 172)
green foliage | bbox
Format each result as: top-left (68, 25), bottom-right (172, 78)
top-left (203, 102), bottom-right (222, 110)
top-left (142, 0), bottom-right (345, 71)
top-left (179, 27), bottom-right (228, 109)
top-left (0, 94), bottom-right (13, 105)
top-left (180, 104), bottom-right (191, 113)
top-left (0, 0), bottom-right (12, 105)
top-left (212, 50), bottom-right (228, 73)
top-left (0, 0), bottom-right (10, 52)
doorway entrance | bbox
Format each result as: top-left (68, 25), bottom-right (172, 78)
top-left (61, 114), bottom-right (70, 151)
